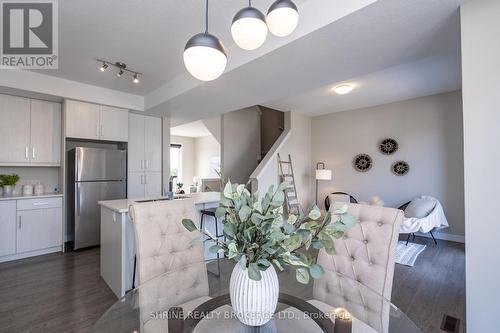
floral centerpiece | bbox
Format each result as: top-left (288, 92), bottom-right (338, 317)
top-left (182, 180), bottom-right (357, 326)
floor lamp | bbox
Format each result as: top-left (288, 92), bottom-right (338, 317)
top-left (315, 162), bottom-right (332, 204)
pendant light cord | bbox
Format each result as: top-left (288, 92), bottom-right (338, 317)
top-left (205, 0), bottom-right (209, 33)
top-left (249, 0), bottom-right (252, 6)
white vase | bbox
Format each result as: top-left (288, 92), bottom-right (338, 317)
top-left (3, 185), bottom-right (13, 196)
top-left (230, 263), bottom-right (279, 326)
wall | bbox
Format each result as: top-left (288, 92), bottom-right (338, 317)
top-left (311, 91), bottom-right (464, 238)
top-left (221, 107), bottom-right (261, 184)
top-left (461, 0), bottom-right (500, 331)
top-left (0, 167), bottom-right (60, 195)
top-left (195, 135), bottom-right (221, 179)
top-left (170, 136), bottom-right (196, 188)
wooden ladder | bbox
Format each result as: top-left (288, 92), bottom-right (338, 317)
top-left (278, 154), bottom-right (302, 216)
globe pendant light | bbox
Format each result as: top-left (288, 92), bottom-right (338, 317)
top-left (231, 0), bottom-right (268, 50)
top-left (266, 0), bottom-right (299, 37)
top-left (184, 0), bottom-right (227, 81)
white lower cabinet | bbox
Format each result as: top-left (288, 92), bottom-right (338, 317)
top-left (145, 172), bottom-right (162, 198)
top-left (127, 172), bottom-right (162, 199)
top-left (0, 201), bottom-right (16, 257)
top-left (0, 197), bottom-right (63, 263)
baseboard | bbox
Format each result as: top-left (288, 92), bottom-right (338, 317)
top-left (414, 231), bottom-right (465, 244)
top-left (0, 246), bottom-right (63, 263)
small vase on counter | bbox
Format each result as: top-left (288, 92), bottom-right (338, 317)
top-left (3, 185), bottom-right (13, 196)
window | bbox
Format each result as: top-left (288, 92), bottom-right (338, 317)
top-left (170, 144), bottom-right (182, 184)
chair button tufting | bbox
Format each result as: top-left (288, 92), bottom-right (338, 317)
top-left (363, 239), bottom-right (368, 244)
top-left (351, 256), bottom-right (355, 261)
top-left (377, 222), bottom-right (383, 227)
top-left (343, 235), bottom-right (348, 240)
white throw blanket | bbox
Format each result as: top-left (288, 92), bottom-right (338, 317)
top-left (400, 196), bottom-right (449, 233)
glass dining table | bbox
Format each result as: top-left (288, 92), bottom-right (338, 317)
top-left (92, 259), bottom-right (421, 333)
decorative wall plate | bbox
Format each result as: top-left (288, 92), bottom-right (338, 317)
top-left (353, 154), bottom-right (373, 172)
top-left (392, 161), bottom-right (410, 176)
top-left (379, 138), bottom-right (399, 155)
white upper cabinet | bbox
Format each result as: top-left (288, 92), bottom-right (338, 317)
top-left (0, 95), bottom-right (31, 164)
top-left (65, 100), bottom-right (100, 140)
top-left (0, 94), bottom-right (61, 166)
top-left (144, 116), bottom-right (162, 172)
top-left (30, 100), bottom-right (61, 164)
top-left (128, 113), bottom-right (145, 173)
top-left (100, 105), bottom-right (129, 142)
top-left (65, 100), bottom-right (128, 142)
top-left (144, 172), bottom-right (162, 198)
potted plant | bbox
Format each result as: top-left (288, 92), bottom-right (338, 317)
top-left (176, 182), bottom-right (185, 194)
top-left (0, 174), bottom-right (20, 196)
top-left (182, 180), bottom-right (357, 326)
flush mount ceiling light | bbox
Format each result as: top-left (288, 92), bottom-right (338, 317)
top-left (231, 1), bottom-right (268, 50)
top-left (333, 84), bottom-right (354, 95)
top-left (266, 0), bottom-right (299, 37)
top-left (184, 0), bottom-right (227, 81)
top-left (98, 60), bottom-right (142, 84)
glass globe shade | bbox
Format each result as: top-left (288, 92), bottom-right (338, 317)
top-left (231, 7), bottom-right (268, 50)
top-left (266, 0), bottom-right (299, 37)
top-left (184, 33), bottom-right (227, 82)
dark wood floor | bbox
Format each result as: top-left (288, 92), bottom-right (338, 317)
top-left (0, 238), bottom-right (465, 333)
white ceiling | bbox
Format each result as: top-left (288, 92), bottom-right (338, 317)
top-left (264, 53), bottom-right (462, 116)
top-left (171, 120), bottom-right (211, 138)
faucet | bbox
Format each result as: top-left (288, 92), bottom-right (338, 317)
top-left (164, 176), bottom-right (178, 198)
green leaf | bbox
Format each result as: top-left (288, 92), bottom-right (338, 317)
top-left (271, 191), bottom-right (285, 206)
top-left (334, 204), bottom-right (348, 215)
top-left (309, 264), bottom-right (325, 279)
top-left (257, 258), bottom-right (271, 268)
top-left (248, 263), bottom-right (262, 281)
top-left (228, 242), bottom-right (239, 259)
top-left (272, 259), bottom-right (284, 271)
top-left (223, 181), bottom-right (233, 199)
top-left (285, 254), bottom-right (309, 267)
top-left (239, 255), bottom-right (247, 269)
top-left (238, 205), bottom-right (251, 222)
top-left (191, 238), bottom-right (203, 246)
top-left (236, 184), bottom-right (245, 196)
top-left (209, 245), bottom-right (223, 253)
top-left (287, 214), bottom-right (298, 225)
top-left (223, 222), bottom-right (236, 238)
top-left (277, 181), bottom-right (289, 192)
top-left (312, 241), bottom-right (324, 250)
top-left (283, 222), bottom-right (295, 234)
top-left (296, 268), bottom-right (310, 284)
top-left (308, 205), bottom-right (321, 220)
top-left (297, 229), bottom-right (311, 242)
top-left (215, 206), bottom-right (227, 218)
top-left (341, 213), bottom-right (357, 228)
top-left (182, 219), bottom-right (197, 232)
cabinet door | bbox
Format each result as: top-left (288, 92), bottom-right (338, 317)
top-left (0, 95), bottom-right (31, 163)
top-left (30, 100), bottom-right (61, 164)
top-left (65, 100), bottom-right (100, 140)
top-left (144, 116), bottom-right (162, 172)
top-left (17, 207), bottom-right (62, 253)
top-left (128, 114), bottom-right (145, 172)
top-left (100, 106), bottom-right (129, 142)
top-left (145, 172), bottom-right (162, 198)
top-left (0, 201), bottom-right (16, 257)
top-left (127, 173), bottom-right (145, 199)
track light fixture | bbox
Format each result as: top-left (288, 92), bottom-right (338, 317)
top-left (97, 60), bottom-right (142, 84)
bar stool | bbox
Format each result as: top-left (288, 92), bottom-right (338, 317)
top-left (200, 208), bottom-right (224, 277)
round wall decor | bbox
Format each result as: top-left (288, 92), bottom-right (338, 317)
top-left (392, 161), bottom-right (410, 176)
top-left (379, 138), bottom-right (399, 155)
top-left (353, 154), bottom-right (373, 172)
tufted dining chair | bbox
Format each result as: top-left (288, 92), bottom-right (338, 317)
top-left (129, 198), bottom-right (210, 332)
top-left (312, 202), bottom-right (404, 332)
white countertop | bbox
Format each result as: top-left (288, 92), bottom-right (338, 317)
top-left (0, 192), bottom-right (63, 201)
top-left (98, 192), bottom-right (221, 213)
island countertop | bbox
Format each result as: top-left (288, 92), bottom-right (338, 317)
top-left (98, 191), bottom-right (220, 214)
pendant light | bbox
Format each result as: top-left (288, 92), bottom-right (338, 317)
top-left (184, 0), bottom-right (227, 81)
top-left (231, 0), bottom-right (268, 51)
top-left (266, 0), bottom-right (299, 37)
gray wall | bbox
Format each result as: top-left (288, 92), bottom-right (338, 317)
top-left (311, 91), bottom-right (464, 237)
top-left (461, 0), bottom-right (500, 331)
top-left (221, 107), bottom-right (261, 184)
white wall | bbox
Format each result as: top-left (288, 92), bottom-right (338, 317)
top-left (221, 107), bottom-right (261, 184)
top-left (195, 135), bottom-right (221, 178)
top-left (461, 1), bottom-right (500, 331)
top-left (0, 167), bottom-right (60, 195)
top-left (311, 91), bottom-right (465, 238)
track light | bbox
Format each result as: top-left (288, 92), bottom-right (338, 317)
top-left (100, 62), bottom-right (108, 72)
top-left (117, 69), bottom-right (124, 77)
top-left (133, 74), bottom-right (139, 84)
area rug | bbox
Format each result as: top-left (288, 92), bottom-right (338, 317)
top-left (395, 241), bottom-right (427, 266)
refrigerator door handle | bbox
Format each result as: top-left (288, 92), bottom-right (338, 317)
top-left (76, 183), bottom-right (81, 216)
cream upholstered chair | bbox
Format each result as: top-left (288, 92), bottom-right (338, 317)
top-left (312, 202), bottom-right (404, 332)
top-left (129, 198), bottom-right (210, 332)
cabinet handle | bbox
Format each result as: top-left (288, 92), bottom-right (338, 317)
top-left (33, 202), bottom-right (49, 206)
top-left (141, 159), bottom-right (144, 169)
top-left (25, 146), bottom-right (28, 159)
top-left (144, 174), bottom-right (147, 184)
top-left (18, 216), bottom-right (22, 229)
top-left (96, 125), bottom-right (99, 137)
top-left (100, 125), bottom-right (103, 137)
top-left (140, 175), bottom-right (143, 185)
top-left (32, 146), bottom-right (35, 159)
top-left (145, 160), bottom-right (149, 169)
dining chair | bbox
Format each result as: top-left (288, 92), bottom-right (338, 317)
top-left (129, 199), bottom-right (211, 332)
top-left (324, 192), bottom-right (359, 211)
top-left (312, 202), bottom-right (404, 332)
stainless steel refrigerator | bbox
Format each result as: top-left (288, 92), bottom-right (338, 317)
top-left (68, 147), bottom-right (127, 249)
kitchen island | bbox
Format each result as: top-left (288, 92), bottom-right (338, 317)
top-left (98, 192), bottom-right (221, 298)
